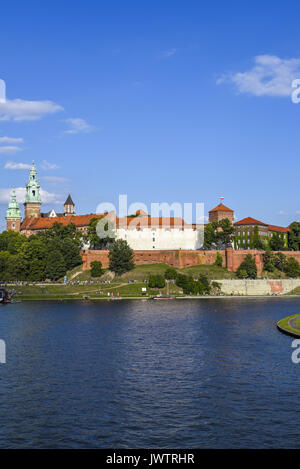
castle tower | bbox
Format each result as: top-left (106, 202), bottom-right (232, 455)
top-left (209, 199), bottom-right (234, 224)
top-left (6, 187), bottom-right (21, 232)
top-left (24, 161), bottom-right (42, 218)
top-left (64, 194), bottom-right (75, 215)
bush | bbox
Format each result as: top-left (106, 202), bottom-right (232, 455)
top-left (263, 248), bottom-right (275, 272)
top-left (164, 267), bottom-right (177, 280)
top-left (91, 261), bottom-right (103, 277)
top-left (148, 274), bottom-right (165, 288)
top-left (236, 254), bottom-right (257, 279)
top-left (284, 257), bottom-right (300, 278)
top-left (214, 252), bottom-right (223, 267)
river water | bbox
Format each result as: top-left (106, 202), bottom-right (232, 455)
top-left (0, 298), bottom-right (299, 448)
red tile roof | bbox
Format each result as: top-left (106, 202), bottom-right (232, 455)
top-left (268, 224), bottom-right (290, 233)
top-left (20, 214), bottom-right (104, 231)
top-left (234, 217), bottom-right (289, 232)
top-left (20, 210), bottom-right (197, 232)
top-left (234, 217), bottom-right (267, 226)
top-left (209, 203), bottom-right (233, 213)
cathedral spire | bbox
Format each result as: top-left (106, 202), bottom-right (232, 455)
top-left (24, 161), bottom-right (42, 218)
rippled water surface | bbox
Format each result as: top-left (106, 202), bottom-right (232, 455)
top-left (0, 298), bottom-right (300, 448)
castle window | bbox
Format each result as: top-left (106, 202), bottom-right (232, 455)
top-left (32, 190), bottom-right (35, 196)
top-left (12, 223), bottom-right (15, 229)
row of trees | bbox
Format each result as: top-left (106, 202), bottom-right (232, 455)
top-left (0, 224), bottom-right (82, 281)
top-left (235, 251), bottom-right (300, 279)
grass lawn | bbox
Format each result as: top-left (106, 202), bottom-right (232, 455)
top-left (180, 264), bottom-right (234, 279)
top-left (277, 314), bottom-right (300, 335)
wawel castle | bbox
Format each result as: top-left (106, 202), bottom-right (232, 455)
top-left (5, 162), bottom-right (289, 250)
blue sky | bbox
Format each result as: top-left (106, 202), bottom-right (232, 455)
top-left (0, 0), bottom-right (300, 228)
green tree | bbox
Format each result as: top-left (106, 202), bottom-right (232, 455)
top-left (269, 232), bottom-right (285, 251)
top-left (28, 258), bottom-right (46, 282)
top-left (91, 261), bottom-right (103, 277)
top-left (86, 217), bottom-right (115, 249)
top-left (164, 267), bottom-right (177, 280)
top-left (203, 222), bottom-right (218, 248)
top-left (274, 252), bottom-right (287, 272)
top-left (109, 239), bottom-right (134, 275)
top-left (236, 254), bottom-right (257, 279)
top-left (6, 254), bottom-right (27, 281)
top-left (214, 252), bottom-right (223, 267)
top-left (288, 222), bottom-right (300, 251)
top-left (45, 249), bottom-right (66, 281)
top-left (60, 238), bottom-right (82, 270)
top-left (263, 248), bottom-right (275, 272)
top-left (284, 257), bottom-right (300, 278)
top-left (0, 251), bottom-right (10, 280)
top-left (217, 218), bottom-right (234, 245)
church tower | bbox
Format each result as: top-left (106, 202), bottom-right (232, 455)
top-left (24, 161), bottom-right (42, 218)
top-left (6, 188), bottom-right (21, 232)
top-left (64, 194), bottom-right (75, 215)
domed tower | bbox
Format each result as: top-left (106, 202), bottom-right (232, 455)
top-left (24, 161), bottom-right (42, 218)
top-left (6, 187), bottom-right (21, 232)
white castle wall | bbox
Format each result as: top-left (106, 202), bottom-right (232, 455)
top-left (116, 228), bottom-right (203, 250)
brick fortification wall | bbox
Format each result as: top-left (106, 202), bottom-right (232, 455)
top-left (82, 248), bottom-right (300, 276)
top-left (82, 249), bottom-right (226, 270)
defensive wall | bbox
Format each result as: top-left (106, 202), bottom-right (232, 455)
top-left (81, 248), bottom-right (300, 277)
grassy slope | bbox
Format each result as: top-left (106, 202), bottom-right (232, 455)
top-left (277, 314), bottom-right (300, 335)
top-left (11, 263), bottom-right (233, 299)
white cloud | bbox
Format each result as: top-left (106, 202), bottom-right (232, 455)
top-left (160, 48), bottom-right (177, 59)
top-left (0, 146), bottom-right (23, 154)
top-left (0, 136), bottom-right (23, 144)
top-left (0, 187), bottom-right (62, 205)
top-left (217, 55), bottom-right (300, 97)
top-left (41, 160), bottom-right (59, 170)
top-left (5, 161), bottom-right (31, 170)
top-left (64, 118), bottom-right (94, 134)
top-left (0, 98), bottom-right (63, 121)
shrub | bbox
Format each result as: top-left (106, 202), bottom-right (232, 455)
top-left (236, 254), bottom-right (257, 279)
top-left (148, 274), bottom-right (165, 288)
top-left (165, 267), bottom-right (177, 280)
top-left (284, 257), bottom-right (300, 278)
top-left (91, 261), bottom-right (103, 277)
top-left (214, 252), bottom-right (223, 267)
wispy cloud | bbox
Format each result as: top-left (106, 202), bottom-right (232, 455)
top-left (5, 161), bottom-right (31, 170)
top-left (160, 48), bottom-right (177, 59)
top-left (40, 160), bottom-right (59, 170)
top-left (0, 136), bottom-right (23, 144)
top-left (64, 118), bottom-right (94, 134)
top-left (0, 187), bottom-right (62, 204)
top-left (0, 99), bottom-right (63, 121)
top-left (0, 146), bottom-right (23, 154)
top-left (217, 55), bottom-right (300, 97)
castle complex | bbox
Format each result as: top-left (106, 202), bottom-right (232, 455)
top-left (5, 162), bottom-right (290, 251)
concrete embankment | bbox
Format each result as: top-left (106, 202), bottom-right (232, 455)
top-left (218, 279), bottom-right (300, 296)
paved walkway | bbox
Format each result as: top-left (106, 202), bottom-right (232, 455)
top-left (289, 317), bottom-right (300, 331)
